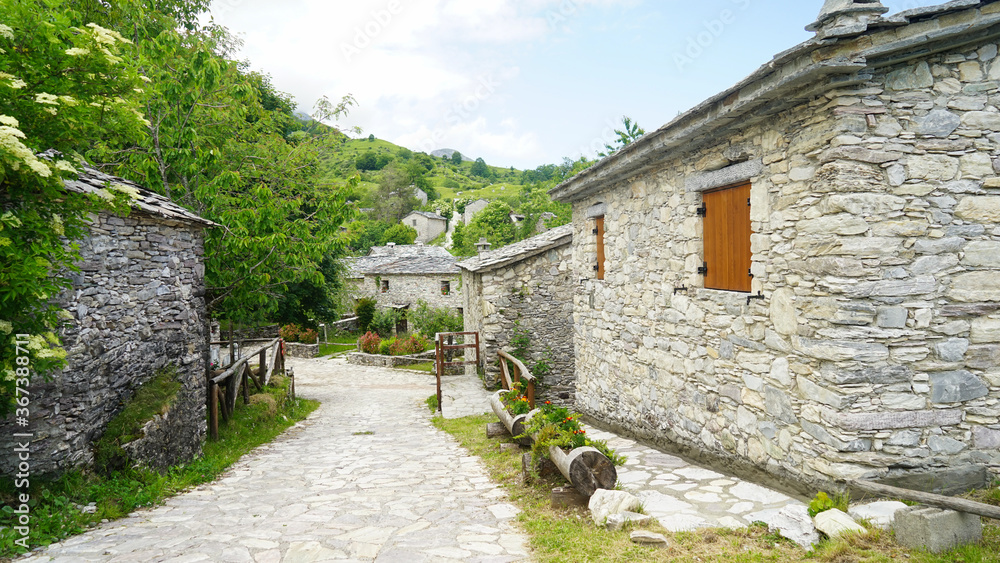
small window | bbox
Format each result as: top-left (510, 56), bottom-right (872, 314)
top-left (595, 216), bottom-right (605, 281)
top-left (412, 220), bottom-right (417, 226)
top-left (441, 281), bottom-right (451, 295)
top-left (701, 182), bottom-right (752, 292)
top-left (381, 279), bottom-right (389, 293)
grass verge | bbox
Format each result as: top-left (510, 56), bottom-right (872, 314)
top-left (434, 414), bottom-right (1000, 563)
top-left (0, 374), bottom-right (318, 559)
top-left (400, 361), bottom-right (434, 373)
top-left (319, 342), bottom-right (356, 356)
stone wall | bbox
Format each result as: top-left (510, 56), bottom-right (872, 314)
top-left (346, 352), bottom-right (432, 368)
top-left (567, 42), bottom-right (1000, 492)
top-left (286, 342), bottom-right (319, 358)
top-left (358, 273), bottom-right (463, 312)
top-left (463, 244), bottom-right (575, 403)
top-left (0, 212), bottom-right (209, 476)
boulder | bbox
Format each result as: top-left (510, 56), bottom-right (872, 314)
top-left (589, 489), bottom-right (640, 525)
top-left (767, 504), bottom-right (820, 549)
top-left (606, 511), bottom-right (653, 531)
top-left (630, 530), bottom-right (668, 546)
top-left (814, 508), bottom-right (866, 538)
top-left (848, 501), bottom-right (908, 530)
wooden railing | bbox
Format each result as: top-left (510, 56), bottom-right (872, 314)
top-left (498, 350), bottom-right (535, 410)
top-left (207, 337), bottom-right (287, 441)
top-left (433, 332), bottom-right (481, 415)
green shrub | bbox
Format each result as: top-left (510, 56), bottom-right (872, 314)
top-left (808, 491), bottom-right (849, 517)
top-left (355, 298), bottom-right (377, 332)
top-left (370, 308), bottom-right (398, 338)
top-left (410, 300), bottom-right (463, 338)
top-left (279, 323), bottom-right (299, 341)
top-left (389, 334), bottom-right (430, 356)
top-left (378, 338), bottom-right (392, 355)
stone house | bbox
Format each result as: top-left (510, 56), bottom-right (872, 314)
top-left (402, 210), bottom-right (448, 244)
top-left (550, 1), bottom-right (1000, 494)
top-left (347, 243), bottom-right (462, 332)
top-left (458, 225), bottom-right (575, 402)
top-left (463, 198), bottom-right (490, 225)
top-left (0, 164), bottom-right (215, 476)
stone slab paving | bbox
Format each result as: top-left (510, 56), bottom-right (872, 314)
top-left (20, 357), bottom-right (528, 563)
top-left (584, 428), bottom-right (807, 532)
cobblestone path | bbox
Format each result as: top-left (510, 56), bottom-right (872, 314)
top-left (22, 357), bottom-right (529, 563)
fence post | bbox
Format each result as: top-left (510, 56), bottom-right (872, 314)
top-left (210, 382), bottom-right (219, 440)
top-left (435, 334), bottom-right (443, 415)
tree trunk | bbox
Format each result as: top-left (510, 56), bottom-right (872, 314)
top-left (848, 479), bottom-right (1000, 520)
top-left (549, 445), bottom-right (618, 497)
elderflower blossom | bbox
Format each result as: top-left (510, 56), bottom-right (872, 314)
top-left (139, 75), bottom-right (151, 83)
top-left (54, 160), bottom-right (75, 173)
top-left (93, 188), bottom-right (114, 201)
top-left (0, 114), bottom-right (17, 127)
top-left (110, 183), bottom-right (140, 200)
top-left (86, 23), bottom-right (131, 45)
top-left (43, 107), bottom-right (58, 116)
top-left (51, 214), bottom-right (64, 236)
top-left (3, 369), bottom-right (15, 382)
top-left (58, 95), bottom-right (78, 107)
top-left (35, 92), bottom-right (59, 105)
top-left (1, 211), bottom-right (22, 227)
top-left (26, 335), bottom-right (45, 351)
top-left (0, 24), bottom-right (13, 40)
top-left (9, 79), bottom-right (25, 89)
top-left (0, 126), bottom-right (51, 178)
top-left (0, 320), bottom-right (11, 335)
top-left (65, 47), bottom-right (90, 57)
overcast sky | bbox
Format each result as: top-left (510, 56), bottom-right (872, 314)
top-left (204, 0), bottom-right (945, 170)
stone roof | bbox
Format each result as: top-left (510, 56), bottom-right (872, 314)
top-left (404, 210), bottom-right (447, 221)
top-left (62, 160), bottom-right (218, 228)
top-left (458, 224), bottom-right (573, 273)
top-left (344, 244), bottom-right (456, 278)
top-left (364, 256), bottom-right (460, 275)
top-left (549, 0), bottom-right (1000, 203)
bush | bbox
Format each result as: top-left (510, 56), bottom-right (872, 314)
top-left (370, 308), bottom-right (398, 338)
top-left (410, 300), bottom-right (463, 338)
top-left (298, 328), bottom-right (318, 343)
top-left (378, 338), bottom-right (392, 355)
top-left (358, 332), bottom-right (381, 354)
top-left (389, 334), bottom-right (430, 356)
top-left (355, 298), bottom-right (377, 333)
top-left (279, 324), bottom-right (300, 341)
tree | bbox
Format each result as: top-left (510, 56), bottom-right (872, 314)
top-left (383, 223), bottom-right (418, 245)
top-left (453, 200), bottom-right (516, 255)
top-left (599, 115), bottom-right (646, 157)
top-left (470, 157), bottom-right (491, 178)
top-left (451, 151), bottom-right (463, 165)
top-left (371, 163), bottom-right (420, 222)
top-left (0, 1), bottom-right (149, 415)
top-left (368, 133), bottom-right (375, 142)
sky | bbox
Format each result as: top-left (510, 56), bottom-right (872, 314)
top-left (203, 0), bottom-right (946, 170)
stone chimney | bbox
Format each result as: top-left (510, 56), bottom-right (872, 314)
top-left (475, 237), bottom-right (492, 255)
top-left (806, 0), bottom-right (888, 38)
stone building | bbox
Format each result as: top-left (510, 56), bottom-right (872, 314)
top-left (550, 1), bottom-right (1000, 494)
top-left (0, 164), bottom-right (215, 476)
top-left (402, 210), bottom-right (448, 244)
top-left (458, 225), bottom-right (575, 402)
top-left (347, 243), bottom-right (462, 331)
top-left (463, 198), bottom-right (490, 225)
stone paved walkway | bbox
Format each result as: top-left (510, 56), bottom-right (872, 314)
top-left (21, 356), bottom-right (807, 562)
top-left (21, 357), bottom-right (529, 563)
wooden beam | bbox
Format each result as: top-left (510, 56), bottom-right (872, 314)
top-left (848, 479), bottom-right (1000, 521)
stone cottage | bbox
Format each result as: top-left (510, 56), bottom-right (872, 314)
top-left (463, 198), bottom-right (490, 225)
top-left (402, 210), bottom-right (448, 244)
top-left (458, 224), bottom-right (575, 402)
top-left (347, 243), bottom-right (463, 331)
top-left (0, 164), bottom-right (215, 476)
top-left (550, 0), bottom-right (1000, 494)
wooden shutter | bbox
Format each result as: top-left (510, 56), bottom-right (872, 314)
top-left (702, 183), bottom-right (752, 292)
top-left (596, 216), bottom-right (605, 280)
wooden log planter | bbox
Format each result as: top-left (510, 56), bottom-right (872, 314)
top-left (489, 351), bottom-right (617, 497)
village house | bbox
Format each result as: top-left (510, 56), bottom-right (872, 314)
top-left (347, 243), bottom-right (462, 331)
top-left (402, 210), bottom-right (448, 244)
top-left (458, 224), bottom-right (575, 403)
top-left (0, 164), bottom-right (216, 477)
top-left (463, 198), bottom-right (490, 225)
top-left (550, 0), bottom-right (1000, 494)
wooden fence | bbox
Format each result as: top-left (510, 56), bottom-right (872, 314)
top-left (498, 350), bottom-right (535, 410)
top-left (433, 332), bottom-right (481, 415)
top-left (207, 337), bottom-right (288, 441)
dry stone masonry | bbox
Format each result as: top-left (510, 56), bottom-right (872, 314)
top-left (0, 167), bottom-right (213, 476)
top-left (459, 225), bottom-right (576, 403)
top-left (551, 1), bottom-right (1000, 494)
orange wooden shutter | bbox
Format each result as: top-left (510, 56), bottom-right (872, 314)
top-left (703, 183), bottom-right (752, 292)
top-left (596, 216), bottom-right (605, 280)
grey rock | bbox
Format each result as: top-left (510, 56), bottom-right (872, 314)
top-left (630, 530), bottom-right (669, 546)
top-left (832, 410), bottom-right (963, 431)
top-left (849, 501), bottom-right (908, 530)
top-left (801, 419), bottom-right (871, 452)
top-left (886, 61), bottom-right (934, 90)
top-left (767, 504), bottom-right (820, 549)
top-left (876, 307), bottom-right (908, 329)
top-left (765, 385), bottom-right (798, 424)
top-left (928, 435), bottom-right (967, 455)
top-left (589, 489), bottom-right (640, 525)
top-left (973, 427), bottom-right (1000, 449)
top-left (919, 109), bottom-right (962, 137)
top-left (894, 506), bottom-right (982, 553)
top-left (814, 509), bottom-right (865, 538)
top-left (935, 339), bottom-right (969, 362)
top-left (930, 371), bottom-right (989, 403)
top-left (880, 466), bottom-right (990, 495)
top-left (606, 511), bottom-right (653, 531)
top-left (913, 237), bottom-right (965, 255)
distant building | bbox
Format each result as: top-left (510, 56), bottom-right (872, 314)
top-left (413, 185), bottom-right (428, 206)
top-left (402, 210), bottom-right (448, 244)
top-left (463, 199), bottom-right (490, 225)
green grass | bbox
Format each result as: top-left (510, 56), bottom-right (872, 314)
top-left (319, 342), bottom-right (356, 356)
top-left (433, 414), bottom-right (1000, 563)
top-left (400, 361), bottom-right (435, 373)
top-left (0, 374), bottom-right (318, 558)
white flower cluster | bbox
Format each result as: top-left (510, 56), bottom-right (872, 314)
top-left (0, 320), bottom-right (12, 335)
top-left (110, 182), bottom-right (141, 200)
top-left (0, 117), bottom-right (51, 177)
top-left (35, 92), bottom-right (59, 105)
top-left (0, 71), bottom-right (25, 90)
top-left (65, 47), bottom-right (90, 57)
top-left (0, 24), bottom-right (13, 40)
top-left (84, 23), bottom-right (131, 65)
